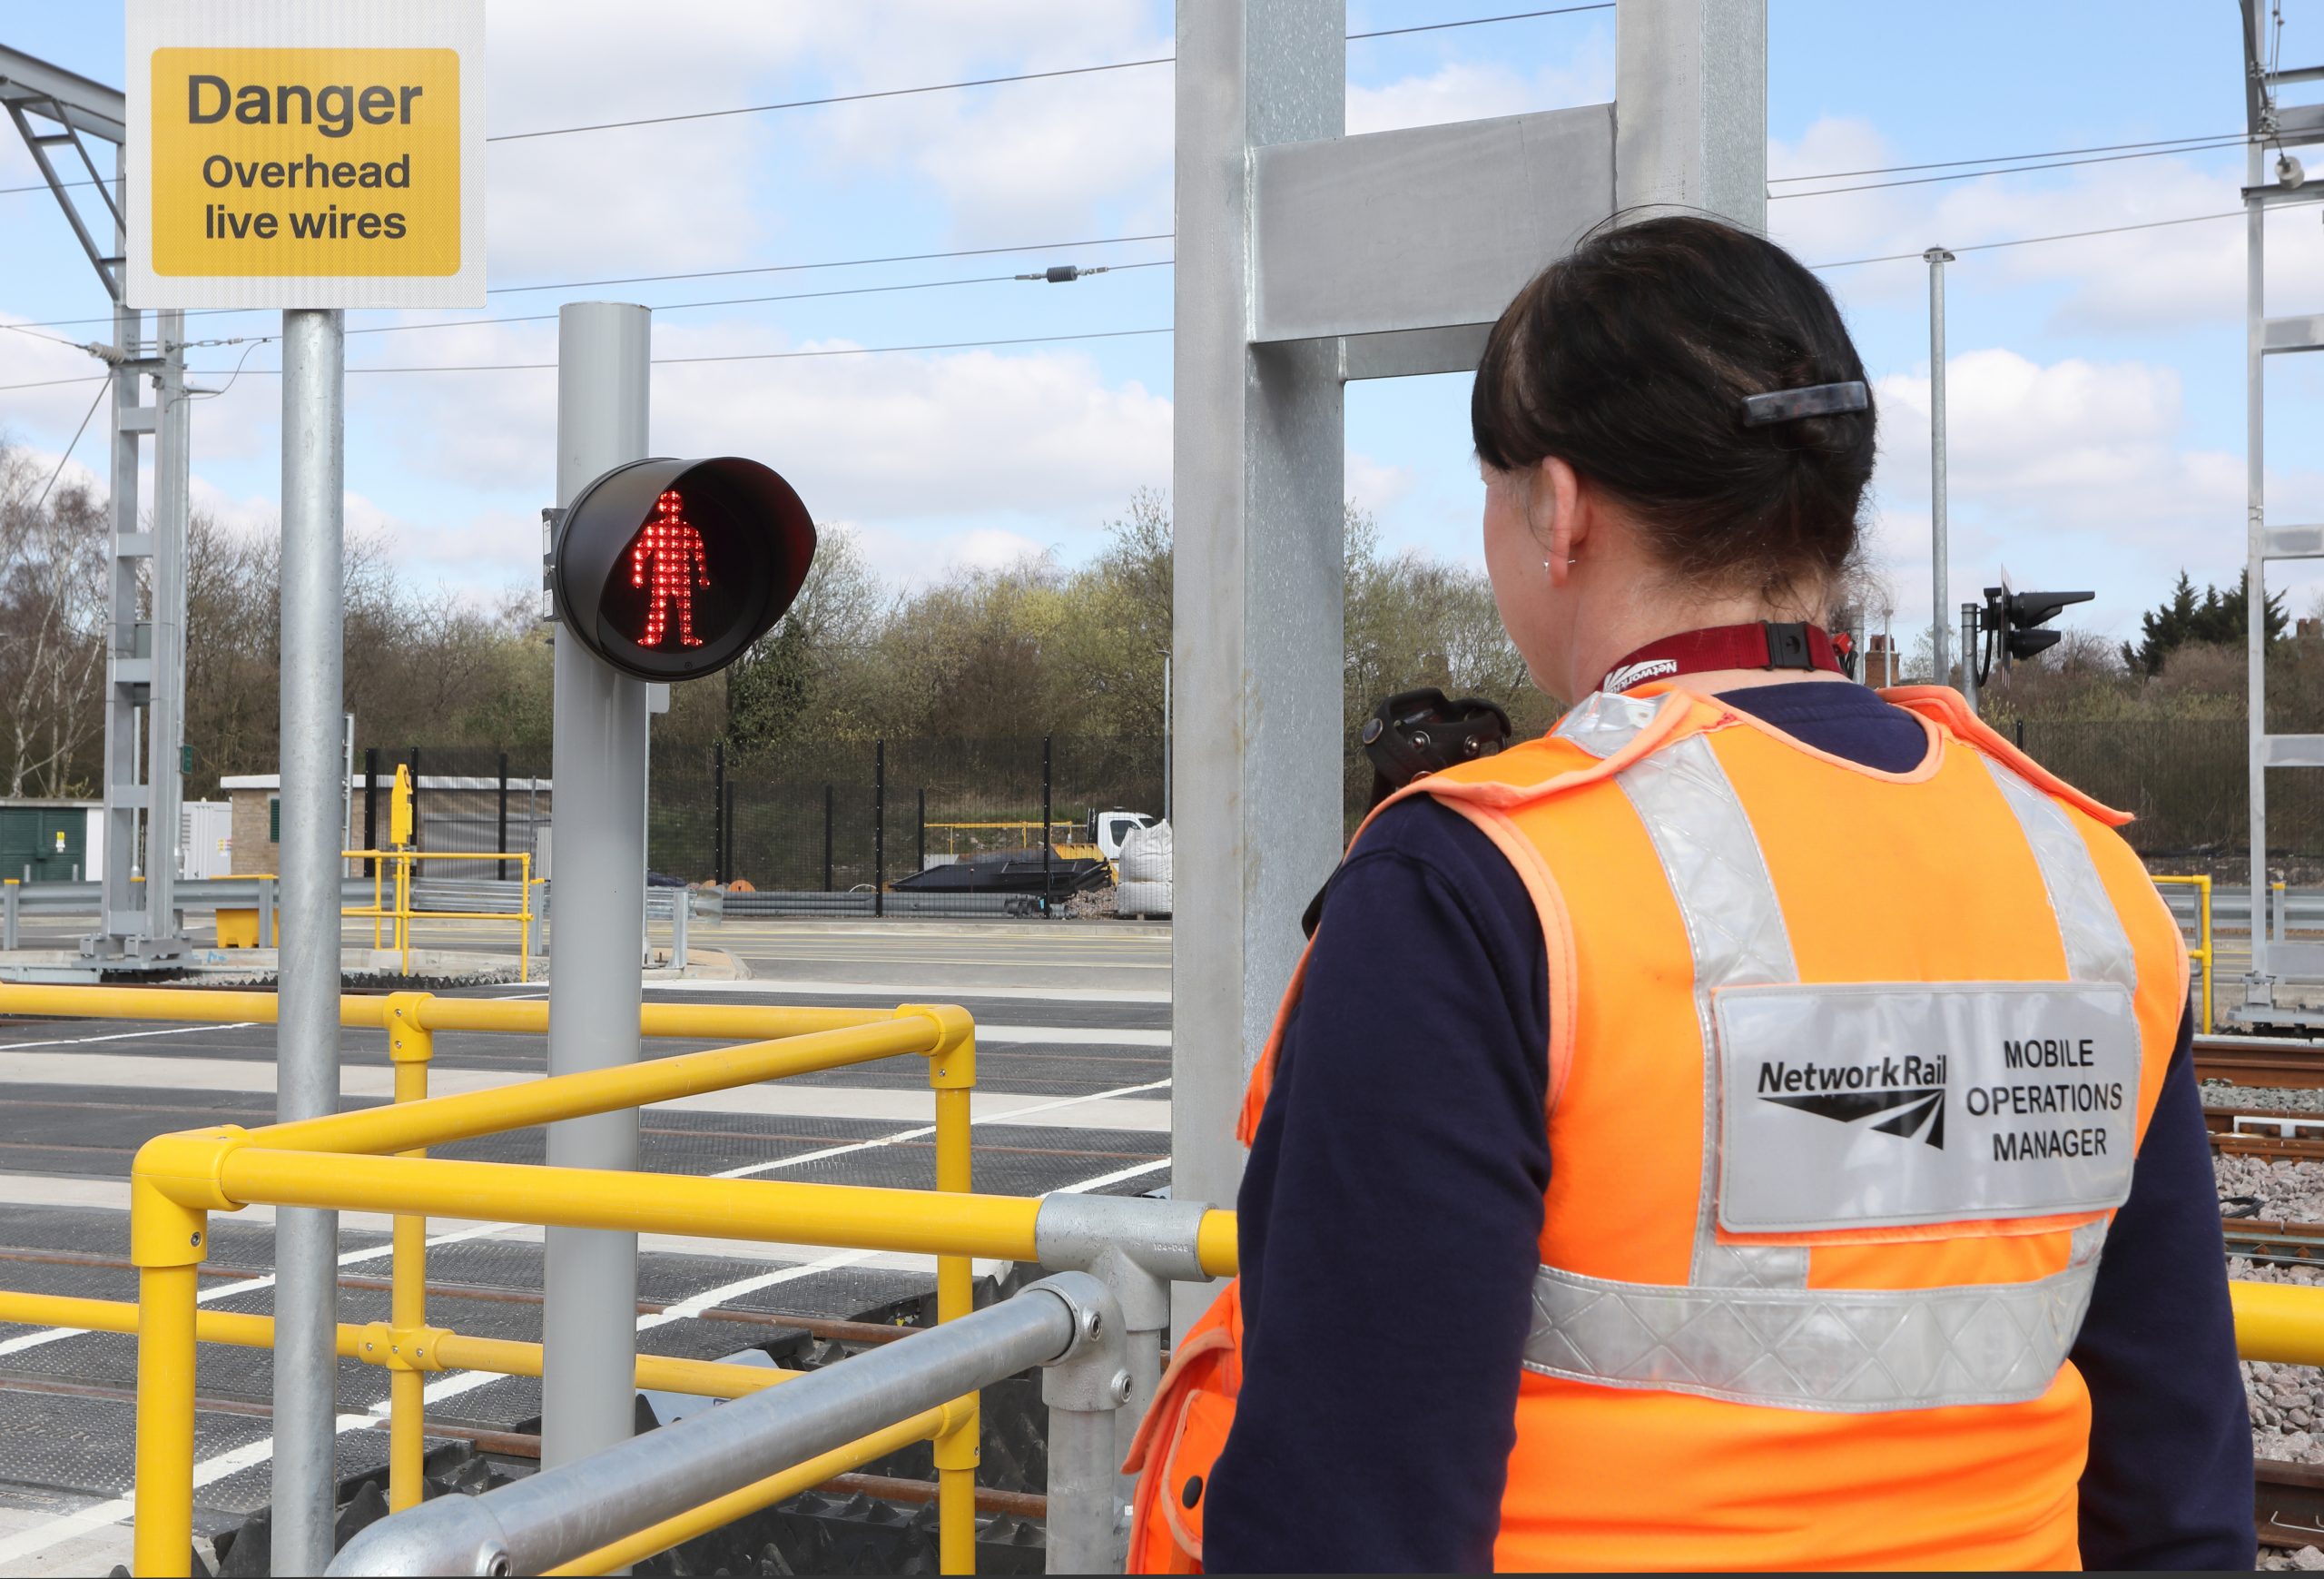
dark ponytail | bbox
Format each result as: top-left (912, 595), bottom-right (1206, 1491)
top-left (1471, 215), bottom-right (1876, 599)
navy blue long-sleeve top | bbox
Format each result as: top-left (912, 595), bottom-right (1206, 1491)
top-left (1205, 682), bottom-right (2252, 1573)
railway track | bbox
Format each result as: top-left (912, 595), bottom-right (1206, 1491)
top-left (2197, 1036), bottom-right (2324, 1090)
top-left (2259, 1458), bottom-right (2324, 1549)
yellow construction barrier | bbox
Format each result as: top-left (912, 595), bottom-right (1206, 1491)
top-left (2153, 874), bottom-right (2213, 1035)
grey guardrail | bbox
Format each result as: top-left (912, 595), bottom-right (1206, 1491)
top-left (719, 889), bottom-right (1040, 917)
top-left (2157, 886), bottom-right (2324, 926)
top-left (5, 877), bottom-right (377, 913)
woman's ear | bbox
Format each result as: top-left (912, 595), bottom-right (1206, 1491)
top-left (1538, 457), bottom-right (1587, 587)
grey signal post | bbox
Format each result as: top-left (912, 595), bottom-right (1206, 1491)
top-left (272, 308), bottom-right (348, 1575)
top-left (545, 302), bottom-right (653, 1476)
top-left (1169, 0), bottom-right (1766, 1333)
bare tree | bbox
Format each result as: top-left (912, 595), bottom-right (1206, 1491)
top-left (0, 444), bottom-right (107, 796)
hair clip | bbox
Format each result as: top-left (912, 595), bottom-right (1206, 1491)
top-left (1740, 380), bottom-right (1869, 428)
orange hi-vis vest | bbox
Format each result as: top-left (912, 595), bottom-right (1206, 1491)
top-left (1127, 684), bottom-right (2190, 1573)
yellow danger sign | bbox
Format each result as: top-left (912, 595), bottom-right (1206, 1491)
top-left (127, 3), bottom-right (484, 310)
top-left (151, 49), bottom-right (459, 280)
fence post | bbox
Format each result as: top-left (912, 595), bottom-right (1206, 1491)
top-left (259, 874), bottom-right (276, 951)
top-left (917, 786), bottom-right (926, 876)
top-left (673, 887), bottom-right (690, 970)
top-left (822, 784), bottom-right (834, 893)
top-left (724, 780), bottom-right (736, 890)
top-left (3, 879), bottom-right (15, 951)
top-left (2014, 719), bottom-right (2025, 751)
top-left (713, 740), bottom-right (727, 886)
top-left (363, 746), bottom-right (379, 876)
top-left (497, 752), bottom-right (510, 882)
top-left (873, 742), bottom-right (886, 919)
top-left (1041, 734), bottom-right (1053, 917)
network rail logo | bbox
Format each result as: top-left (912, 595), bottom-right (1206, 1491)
top-left (1755, 1056), bottom-right (1948, 1150)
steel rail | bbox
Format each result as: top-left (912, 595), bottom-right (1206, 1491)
top-left (2195, 1036), bottom-right (2324, 1090)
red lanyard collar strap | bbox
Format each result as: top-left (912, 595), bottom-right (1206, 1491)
top-left (1596, 621), bottom-right (1848, 695)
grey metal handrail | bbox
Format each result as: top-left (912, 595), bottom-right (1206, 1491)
top-left (326, 1272), bottom-right (1123, 1577)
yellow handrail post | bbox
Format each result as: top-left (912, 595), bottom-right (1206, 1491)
top-left (909, 1005), bottom-right (980, 1576)
top-left (2194, 873), bottom-right (2214, 1035)
top-left (397, 850), bottom-right (412, 973)
top-left (519, 852), bottom-right (534, 983)
top-left (371, 854), bottom-right (383, 949)
top-left (2153, 875), bottom-right (2216, 1036)
top-left (383, 992), bottom-right (435, 1513)
top-left (130, 1130), bottom-right (240, 1579)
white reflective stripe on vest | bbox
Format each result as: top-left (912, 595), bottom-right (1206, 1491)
top-left (1521, 717), bottom-right (2126, 1411)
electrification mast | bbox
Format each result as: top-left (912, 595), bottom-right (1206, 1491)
top-left (0, 45), bottom-right (191, 962)
top-left (2238, 2), bottom-right (2324, 1024)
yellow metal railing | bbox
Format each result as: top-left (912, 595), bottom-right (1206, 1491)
top-left (0, 981), bottom-right (1182, 1577)
top-left (348, 848), bottom-right (537, 982)
top-left (228, 849), bottom-right (539, 981)
top-left (2153, 874), bottom-right (2213, 1035)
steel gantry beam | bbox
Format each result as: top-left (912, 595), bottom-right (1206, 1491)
top-left (0, 44), bottom-right (190, 963)
top-left (1168, 0), bottom-right (1767, 1327)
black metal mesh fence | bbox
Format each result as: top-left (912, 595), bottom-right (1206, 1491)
top-left (650, 735), bottom-right (1165, 913)
top-left (2011, 717), bottom-right (2324, 859)
top-left (369, 717), bottom-right (2304, 901)
top-left (355, 745), bottom-right (552, 880)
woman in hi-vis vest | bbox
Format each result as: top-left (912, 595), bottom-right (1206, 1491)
top-left (1124, 217), bottom-right (2251, 1573)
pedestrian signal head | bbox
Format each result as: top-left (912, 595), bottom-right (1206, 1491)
top-left (551, 457), bottom-right (815, 681)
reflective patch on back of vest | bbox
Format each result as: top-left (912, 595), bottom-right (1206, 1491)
top-left (1714, 981), bottom-right (2141, 1233)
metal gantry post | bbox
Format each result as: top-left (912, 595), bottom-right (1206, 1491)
top-left (544, 301), bottom-right (653, 1475)
top-left (272, 305), bottom-right (348, 1574)
top-left (1170, 0), bottom-right (1766, 1333)
top-left (1172, 0), bottom-right (1348, 1337)
top-left (148, 311), bottom-right (190, 931)
top-left (2246, 10), bottom-right (2276, 1014)
top-left (1925, 246), bottom-right (1955, 687)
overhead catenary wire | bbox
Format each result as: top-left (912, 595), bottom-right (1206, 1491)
top-left (0, 207), bottom-right (2277, 397)
top-left (1769, 134), bottom-right (2260, 199)
top-left (0, 326), bottom-right (1174, 390)
top-left (2, 233), bottom-right (1179, 332)
top-left (0, 4), bottom-right (1608, 190)
top-left (1767, 130), bottom-right (2252, 184)
top-left (1807, 208), bottom-right (2247, 270)
top-left (27, 378), bottom-right (107, 513)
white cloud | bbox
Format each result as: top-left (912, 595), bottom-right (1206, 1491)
top-left (1347, 452), bottom-right (1418, 515)
top-left (1347, 37), bottom-right (1614, 136)
top-left (1859, 348), bottom-right (2324, 637)
top-left (1768, 115), bottom-right (2293, 331)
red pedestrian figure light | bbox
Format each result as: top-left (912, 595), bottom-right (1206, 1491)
top-left (630, 489), bottom-right (711, 647)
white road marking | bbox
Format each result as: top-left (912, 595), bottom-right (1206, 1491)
top-left (1050, 1157), bottom-right (1171, 1194)
top-left (708, 1075), bottom-right (1173, 1183)
top-left (0, 1021), bottom-right (259, 1053)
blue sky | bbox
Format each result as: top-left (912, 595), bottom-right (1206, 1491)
top-left (2, 0), bottom-right (2317, 655)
